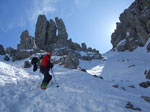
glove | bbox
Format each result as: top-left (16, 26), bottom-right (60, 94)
top-left (48, 63), bottom-right (54, 69)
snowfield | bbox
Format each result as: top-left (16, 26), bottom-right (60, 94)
top-left (0, 44), bottom-right (150, 112)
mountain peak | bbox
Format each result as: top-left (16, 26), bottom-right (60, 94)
top-left (111, 0), bottom-right (150, 52)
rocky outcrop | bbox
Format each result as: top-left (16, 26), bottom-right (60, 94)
top-left (12, 49), bottom-right (45, 61)
top-left (24, 61), bottom-right (32, 68)
top-left (64, 53), bottom-right (79, 69)
top-left (0, 44), bottom-right (5, 55)
top-left (111, 0), bottom-right (150, 51)
top-left (144, 69), bottom-right (150, 79)
top-left (125, 102), bottom-right (142, 111)
top-left (4, 56), bottom-right (10, 61)
top-left (35, 15), bottom-right (103, 59)
top-left (141, 96), bottom-right (150, 103)
top-left (6, 47), bottom-right (16, 56)
top-left (35, 15), bottom-right (69, 51)
top-left (47, 19), bottom-right (57, 44)
top-left (17, 30), bottom-right (34, 50)
top-left (35, 15), bottom-right (59, 51)
top-left (80, 56), bottom-right (92, 61)
top-left (10, 28), bottom-right (46, 61)
top-left (81, 43), bottom-right (87, 51)
top-left (12, 51), bottom-right (34, 61)
top-left (35, 15), bottom-right (48, 50)
top-left (5, 13), bottom-right (103, 68)
top-left (3, 14), bottom-right (102, 65)
top-left (92, 53), bottom-right (103, 59)
top-left (139, 81), bottom-right (150, 88)
top-left (9, 30), bottom-right (37, 61)
top-left (55, 17), bottom-right (68, 39)
top-left (68, 39), bottom-right (81, 51)
top-left (35, 15), bottom-right (99, 52)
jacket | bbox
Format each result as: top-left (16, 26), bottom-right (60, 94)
top-left (42, 55), bottom-right (51, 68)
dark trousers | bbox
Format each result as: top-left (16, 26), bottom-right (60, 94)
top-left (41, 67), bottom-right (52, 85)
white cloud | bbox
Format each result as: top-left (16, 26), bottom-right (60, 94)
top-left (0, 16), bottom-right (26, 32)
top-left (0, 23), bottom-right (13, 32)
top-left (27, 0), bottom-right (57, 23)
top-left (0, 22), bottom-right (18, 32)
top-left (0, 0), bottom-right (57, 33)
top-left (74, 0), bottom-right (91, 8)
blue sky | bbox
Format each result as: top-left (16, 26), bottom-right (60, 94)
top-left (0, 0), bottom-right (134, 53)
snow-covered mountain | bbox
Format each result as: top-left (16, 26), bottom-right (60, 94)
top-left (1, 0), bottom-right (150, 111)
top-left (0, 41), bottom-right (150, 112)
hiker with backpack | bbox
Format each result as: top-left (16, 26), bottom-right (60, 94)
top-left (40, 51), bottom-right (54, 89)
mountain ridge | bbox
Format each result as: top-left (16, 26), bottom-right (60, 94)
top-left (111, 0), bottom-right (150, 52)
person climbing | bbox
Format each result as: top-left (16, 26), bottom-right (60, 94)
top-left (40, 51), bottom-right (53, 90)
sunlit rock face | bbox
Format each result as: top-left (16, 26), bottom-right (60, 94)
top-left (111, 0), bottom-right (150, 52)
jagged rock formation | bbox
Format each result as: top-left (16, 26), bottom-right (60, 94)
top-left (55, 17), bottom-right (68, 39)
top-left (6, 47), bottom-right (16, 57)
top-left (35, 15), bottom-right (57, 51)
top-left (11, 30), bottom-right (43, 61)
top-left (35, 15), bottom-right (101, 54)
top-left (34, 15), bottom-right (103, 65)
top-left (17, 30), bottom-right (34, 50)
top-left (35, 15), bottom-right (70, 51)
top-left (111, 0), bottom-right (150, 51)
top-left (0, 44), bottom-right (5, 55)
top-left (81, 43), bottom-right (87, 51)
top-left (13, 15), bottom-right (103, 68)
top-left (64, 53), bottom-right (79, 69)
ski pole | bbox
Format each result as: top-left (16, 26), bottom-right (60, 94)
top-left (51, 68), bottom-right (59, 88)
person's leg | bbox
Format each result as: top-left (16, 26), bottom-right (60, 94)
top-left (47, 74), bottom-right (52, 84)
top-left (43, 71), bottom-right (52, 85)
top-left (41, 70), bottom-right (52, 89)
top-left (41, 68), bottom-right (48, 89)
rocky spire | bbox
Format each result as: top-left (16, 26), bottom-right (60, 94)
top-left (35, 15), bottom-right (70, 51)
top-left (35, 15), bottom-right (48, 50)
top-left (81, 43), bottom-right (87, 51)
top-left (111, 0), bottom-right (150, 51)
top-left (47, 19), bottom-right (57, 44)
top-left (34, 15), bottom-right (103, 62)
top-left (55, 17), bottom-right (68, 39)
top-left (17, 30), bottom-right (34, 50)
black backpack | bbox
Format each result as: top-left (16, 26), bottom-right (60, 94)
top-left (31, 57), bottom-right (40, 72)
top-left (31, 57), bottom-right (39, 65)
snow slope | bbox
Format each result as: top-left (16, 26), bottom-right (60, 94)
top-left (0, 43), bottom-right (150, 112)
